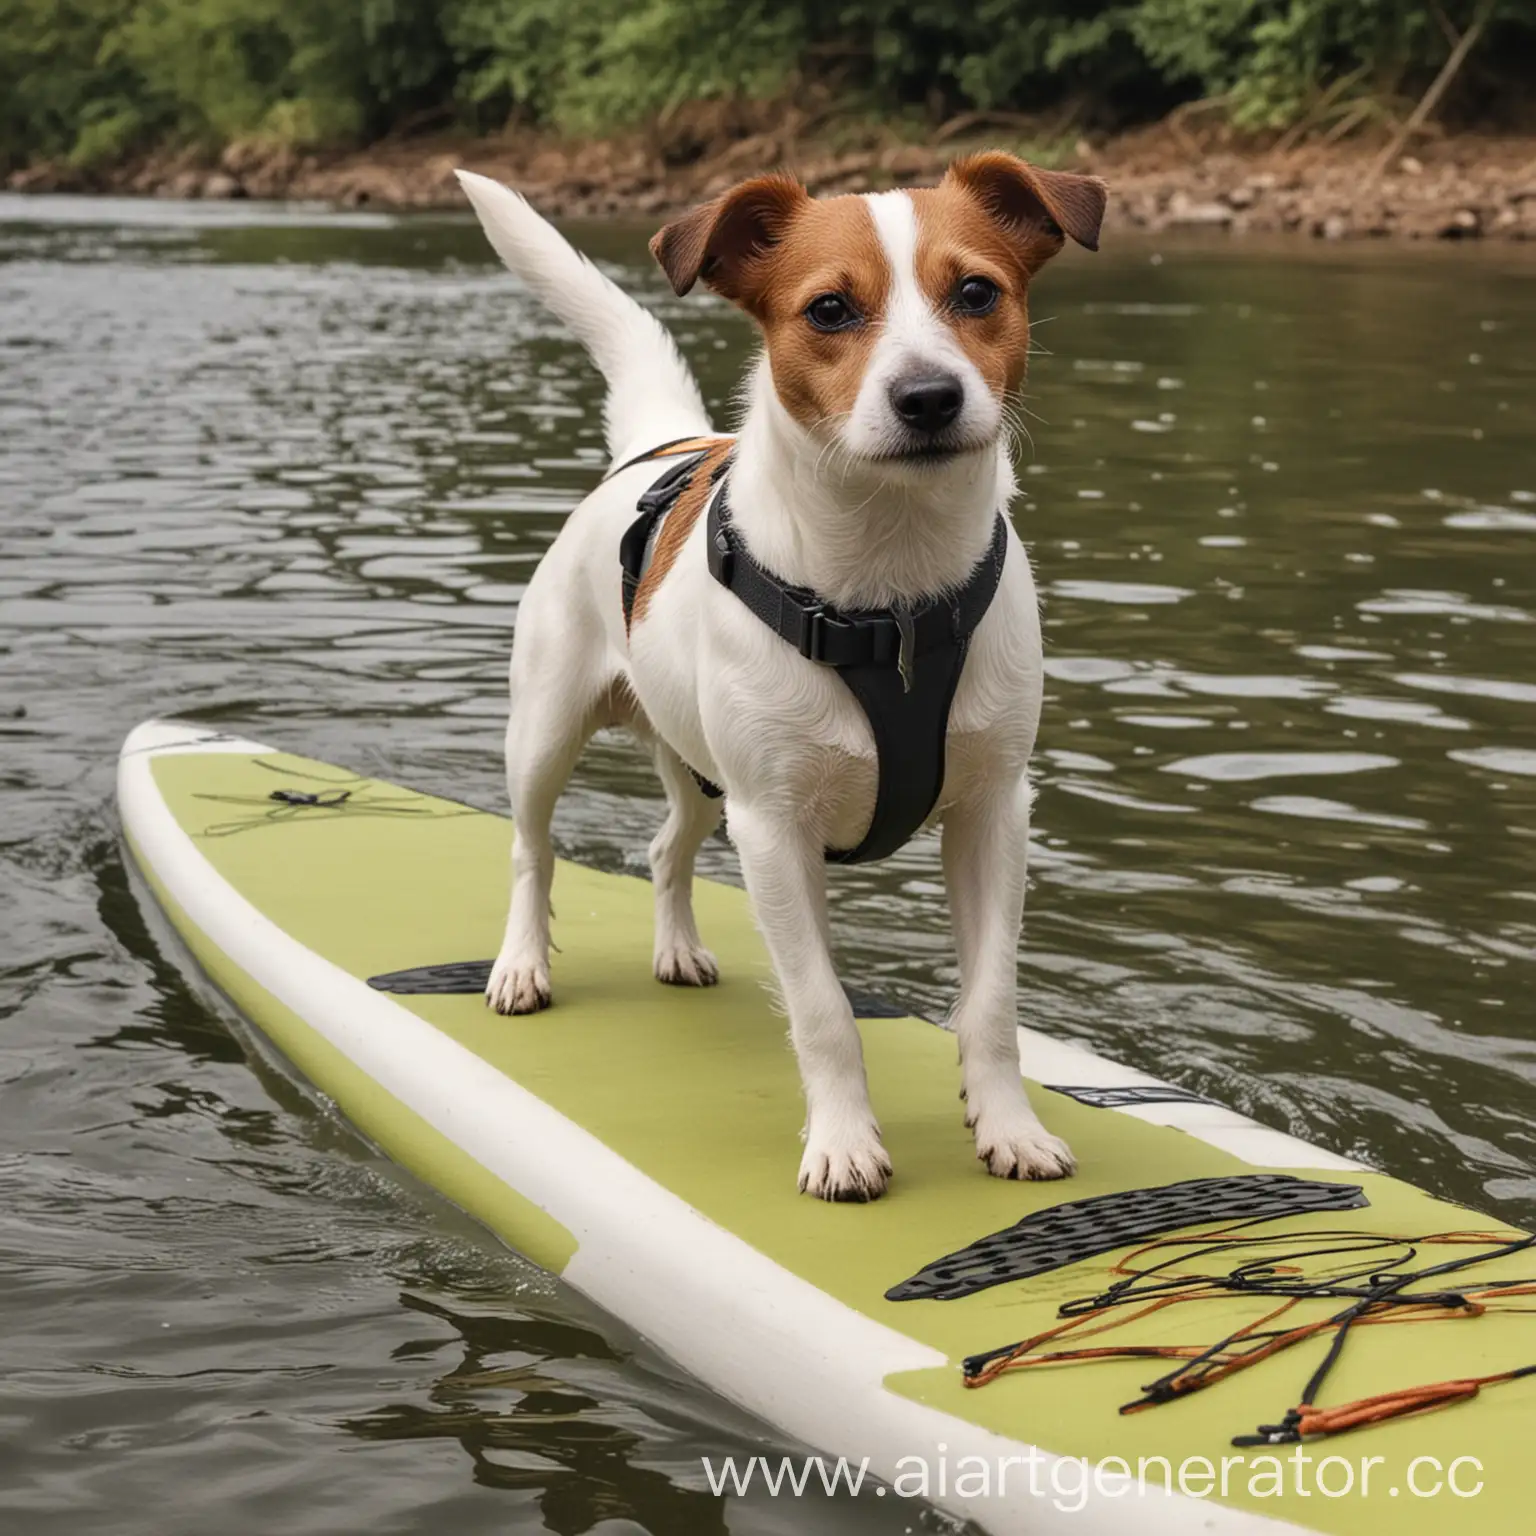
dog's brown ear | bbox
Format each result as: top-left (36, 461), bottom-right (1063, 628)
top-left (945, 152), bottom-right (1107, 256)
top-left (650, 174), bottom-right (809, 302)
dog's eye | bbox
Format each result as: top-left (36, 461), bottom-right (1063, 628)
top-left (953, 276), bottom-right (1001, 316)
top-left (805, 293), bottom-right (860, 332)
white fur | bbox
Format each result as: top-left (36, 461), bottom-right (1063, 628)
top-left (463, 173), bottom-right (1071, 1199)
top-left (845, 192), bottom-right (1002, 460)
top-left (455, 171), bottom-right (711, 461)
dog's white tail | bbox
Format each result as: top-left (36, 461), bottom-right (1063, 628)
top-left (456, 171), bottom-right (713, 464)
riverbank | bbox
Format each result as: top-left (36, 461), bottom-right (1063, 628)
top-left (10, 121), bottom-right (1536, 242)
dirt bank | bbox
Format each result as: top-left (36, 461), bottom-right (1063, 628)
top-left (11, 121), bottom-right (1536, 242)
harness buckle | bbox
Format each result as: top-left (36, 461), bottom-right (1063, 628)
top-left (793, 604), bottom-right (832, 661)
top-left (711, 524), bottom-right (734, 586)
top-left (789, 601), bottom-right (855, 663)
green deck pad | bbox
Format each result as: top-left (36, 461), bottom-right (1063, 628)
top-left (148, 750), bottom-right (1536, 1533)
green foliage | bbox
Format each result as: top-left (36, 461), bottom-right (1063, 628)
top-left (1124, 0), bottom-right (1479, 128)
top-left (446, 0), bottom-right (808, 131)
top-left (0, 0), bottom-right (458, 169)
top-left (0, 0), bottom-right (143, 168)
top-left (3, 0), bottom-right (1533, 173)
top-left (451, 0), bottom-right (1536, 134)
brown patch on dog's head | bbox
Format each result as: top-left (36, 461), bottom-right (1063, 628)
top-left (650, 156), bottom-right (1107, 442)
top-left (944, 152), bottom-right (1108, 257)
top-left (650, 174), bottom-right (809, 305)
top-left (652, 177), bottom-right (894, 432)
top-left (907, 154), bottom-right (1107, 398)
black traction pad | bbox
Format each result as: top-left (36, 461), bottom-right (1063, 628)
top-left (369, 960), bottom-right (497, 995)
top-left (1045, 1084), bottom-right (1217, 1110)
top-left (367, 960), bottom-right (916, 1020)
top-left (886, 1174), bottom-right (1370, 1302)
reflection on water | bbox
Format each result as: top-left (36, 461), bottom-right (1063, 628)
top-left (1, 193), bottom-right (1533, 1533)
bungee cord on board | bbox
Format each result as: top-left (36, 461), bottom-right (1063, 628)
top-left (961, 1225), bottom-right (1536, 1445)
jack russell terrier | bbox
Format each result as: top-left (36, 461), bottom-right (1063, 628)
top-left (456, 154), bottom-right (1106, 1201)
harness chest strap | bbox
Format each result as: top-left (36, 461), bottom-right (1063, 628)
top-left (707, 483), bottom-right (1008, 863)
top-left (617, 441), bottom-right (728, 631)
top-left (619, 445), bottom-right (1009, 864)
top-left (617, 441), bottom-right (734, 803)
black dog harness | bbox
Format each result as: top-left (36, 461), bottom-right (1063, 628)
top-left (619, 442), bottom-right (1009, 864)
top-left (617, 441), bottom-right (729, 631)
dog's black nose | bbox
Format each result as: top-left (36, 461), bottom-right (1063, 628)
top-left (890, 374), bottom-right (963, 433)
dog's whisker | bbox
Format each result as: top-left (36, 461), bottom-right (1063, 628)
top-left (998, 399), bottom-right (1037, 462)
top-left (810, 420), bottom-right (854, 482)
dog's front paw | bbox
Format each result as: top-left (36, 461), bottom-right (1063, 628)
top-left (972, 1104), bottom-right (1075, 1181)
top-left (485, 954), bottom-right (551, 1015)
top-left (654, 940), bottom-right (719, 988)
top-left (798, 1123), bottom-right (892, 1202)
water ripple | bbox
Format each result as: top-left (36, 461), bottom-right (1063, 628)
top-left (1160, 751), bottom-right (1398, 782)
top-left (2, 201), bottom-right (1533, 1536)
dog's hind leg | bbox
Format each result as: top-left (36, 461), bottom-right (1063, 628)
top-left (649, 746), bottom-right (723, 987)
top-left (485, 701), bottom-right (594, 1015)
top-left (485, 601), bottom-right (608, 1015)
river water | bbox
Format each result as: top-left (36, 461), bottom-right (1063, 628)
top-left (1, 194), bottom-right (1533, 1534)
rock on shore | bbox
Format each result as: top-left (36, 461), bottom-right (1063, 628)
top-left (10, 127), bottom-right (1536, 242)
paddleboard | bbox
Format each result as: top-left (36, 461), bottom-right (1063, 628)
top-left (118, 719), bottom-right (1533, 1535)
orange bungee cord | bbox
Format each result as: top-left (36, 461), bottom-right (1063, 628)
top-left (961, 1225), bottom-right (1536, 1445)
